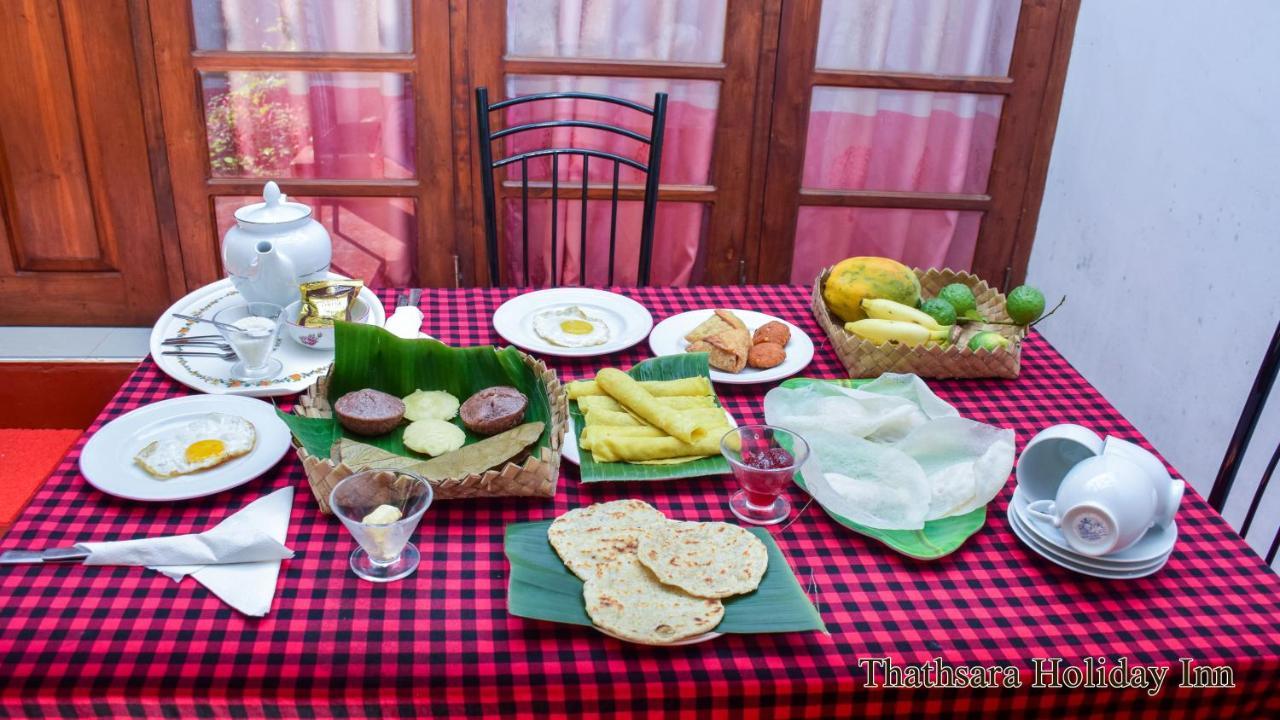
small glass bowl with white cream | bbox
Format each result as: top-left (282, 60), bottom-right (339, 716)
top-left (213, 302), bottom-right (285, 380)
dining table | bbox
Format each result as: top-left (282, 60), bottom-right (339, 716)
top-left (2, 284), bottom-right (1279, 718)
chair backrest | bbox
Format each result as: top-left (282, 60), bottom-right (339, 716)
top-left (474, 87), bottom-right (668, 287)
top-left (1209, 316), bottom-right (1280, 563)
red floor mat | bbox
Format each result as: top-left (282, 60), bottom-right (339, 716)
top-left (0, 429), bottom-right (81, 533)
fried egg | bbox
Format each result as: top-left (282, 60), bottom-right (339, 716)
top-left (133, 413), bottom-right (257, 479)
top-left (532, 306), bottom-right (611, 348)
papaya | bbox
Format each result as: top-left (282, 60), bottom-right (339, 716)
top-left (822, 257), bottom-right (921, 323)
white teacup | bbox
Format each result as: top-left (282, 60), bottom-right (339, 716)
top-left (1016, 424), bottom-right (1103, 503)
top-left (1102, 436), bottom-right (1185, 529)
top-left (1025, 454), bottom-right (1157, 556)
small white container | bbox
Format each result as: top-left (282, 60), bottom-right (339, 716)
top-left (281, 298), bottom-right (372, 350)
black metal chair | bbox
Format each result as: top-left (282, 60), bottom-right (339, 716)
top-left (1208, 316), bottom-right (1280, 563)
top-left (474, 87), bottom-right (667, 287)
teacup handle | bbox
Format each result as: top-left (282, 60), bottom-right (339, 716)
top-left (1025, 499), bottom-right (1062, 527)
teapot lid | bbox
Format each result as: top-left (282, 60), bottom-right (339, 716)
top-left (234, 181), bottom-right (313, 225)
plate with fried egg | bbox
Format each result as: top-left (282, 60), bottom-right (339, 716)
top-left (79, 394), bottom-right (291, 502)
top-left (492, 288), bottom-right (653, 358)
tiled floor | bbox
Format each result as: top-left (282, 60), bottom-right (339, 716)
top-left (0, 327), bottom-right (150, 361)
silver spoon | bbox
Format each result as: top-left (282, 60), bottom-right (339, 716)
top-left (172, 312), bottom-right (245, 333)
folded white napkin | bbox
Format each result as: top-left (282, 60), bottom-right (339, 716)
top-left (76, 486), bottom-right (296, 616)
top-left (383, 305), bottom-right (425, 339)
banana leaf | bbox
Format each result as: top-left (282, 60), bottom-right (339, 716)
top-left (780, 377), bottom-right (987, 560)
top-left (572, 353), bottom-right (731, 482)
top-left (505, 520), bottom-right (826, 635)
top-left (277, 321), bottom-right (553, 462)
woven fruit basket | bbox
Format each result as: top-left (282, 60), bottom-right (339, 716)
top-left (291, 350), bottom-right (567, 514)
top-left (812, 267), bottom-right (1027, 379)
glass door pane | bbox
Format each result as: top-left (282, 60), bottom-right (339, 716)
top-left (816, 0), bottom-right (1020, 75)
top-left (803, 87), bottom-right (1002, 194)
top-left (192, 0), bottom-right (412, 53)
top-left (507, 0), bottom-right (727, 62)
top-left (200, 71), bottom-right (415, 179)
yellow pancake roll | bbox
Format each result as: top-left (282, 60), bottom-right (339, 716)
top-left (594, 369), bottom-right (709, 444)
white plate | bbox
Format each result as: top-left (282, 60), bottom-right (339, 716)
top-left (648, 310), bottom-right (814, 385)
top-left (1010, 487), bottom-right (1177, 564)
top-left (150, 275), bottom-right (386, 397)
top-left (562, 408), bottom-right (737, 466)
top-left (1007, 504), bottom-right (1169, 580)
top-left (492, 289), bottom-right (653, 358)
top-left (79, 395), bottom-right (292, 502)
top-left (596, 628), bottom-right (724, 646)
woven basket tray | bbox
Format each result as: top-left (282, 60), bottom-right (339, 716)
top-left (811, 267), bottom-right (1026, 379)
top-left (292, 350), bottom-right (567, 513)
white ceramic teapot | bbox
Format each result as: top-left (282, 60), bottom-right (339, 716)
top-left (222, 181), bottom-right (332, 306)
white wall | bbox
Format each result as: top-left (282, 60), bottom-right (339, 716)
top-left (1027, 0), bottom-right (1280, 558)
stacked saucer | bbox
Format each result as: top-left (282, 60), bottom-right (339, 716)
top-left (1009, 425), bottom-right (1182, 580)
top-left (1007, 487), bottom-right (1176, 579)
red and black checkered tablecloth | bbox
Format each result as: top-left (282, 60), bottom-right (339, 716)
top-left (2, 286), bottom-right (1279, 718)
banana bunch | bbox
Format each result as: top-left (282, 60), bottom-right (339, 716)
top-left (845, 299), bottom-right (952, 347)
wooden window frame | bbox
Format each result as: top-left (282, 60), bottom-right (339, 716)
top-left (754, 0), bottom-right (1080, 289)
top-left (140, 0), bottom-right (1076, 293)
top-left (146, 0), bottom-right (458, 291)
top-left (454, 0), bottom-right (772, 286)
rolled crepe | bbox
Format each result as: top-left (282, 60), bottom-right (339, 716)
top-left (590, 432), bottom-right (725, 463)
top-left (584, 407), bottom-right (729, 428)
top-left (567, 376), bottom-right (713, 400)
top-left (579, 425), bottom-right (667, 451)
top-left (577, 395), bottom-right (716, 415)
top-left (595, 369), bottom-right (709, 444)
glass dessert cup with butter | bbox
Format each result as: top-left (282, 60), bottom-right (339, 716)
top-left (720, 425), bottom-right (809, 526)
top-left (330, 470), bottom-right (433, 583)
top-left (213, 302), bottom-right (284, 380)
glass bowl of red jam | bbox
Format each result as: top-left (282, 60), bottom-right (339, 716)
top-left (720, 425), bottom-right (809, 525)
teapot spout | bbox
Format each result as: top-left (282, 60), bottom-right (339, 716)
top-left (251, 240), bottom-right (299, 307)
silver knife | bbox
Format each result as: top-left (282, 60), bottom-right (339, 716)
top-left (0, 547), bottom-right (91, 565)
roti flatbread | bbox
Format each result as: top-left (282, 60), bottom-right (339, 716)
top-left (583, 557), bottom-right (725, 644)
top-left (547, 500), bottom-right (666, 580)
top-left (637, 521), bottom-right (768, 598)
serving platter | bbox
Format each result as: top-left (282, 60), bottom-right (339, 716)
top-left (149, 275), bottom-right (386, 397)
top-left (781, 377), bottom-right (988, 560)
top-left (648, 309), bottom-right (814, 385)
top-left (79, 394), bottom-right (292, 502)
top-left (492, 288), bottom-right (653, 358)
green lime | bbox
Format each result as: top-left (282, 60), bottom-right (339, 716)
top-left (1006, 285), bottom-right (1046, 325)
top-left (968, 331), bottom-right (1011, 352)
top-left (919, 298), bottom-right (957, 327)
top-left (938, 283), bottom-right (977, 316)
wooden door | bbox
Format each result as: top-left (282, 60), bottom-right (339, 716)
top-left (755, 0), bottom-right (1078, 288)
top-left (0, 0), bottom-right (178, 325)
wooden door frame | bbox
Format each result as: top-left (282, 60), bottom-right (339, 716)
top-left (457, 0), bottom-right (770, 286)
top-left (146, 0), bottom-right (457, 292)
top-left (753, 0), bottom-right (1079, 289)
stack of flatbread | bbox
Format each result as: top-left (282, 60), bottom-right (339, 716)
top-left (548, 500), bottom-right (768, 644)
top-left (685, 310), bottom-right (752, 373)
